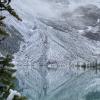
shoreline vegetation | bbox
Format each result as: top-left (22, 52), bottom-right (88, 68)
top-left (76, 60), bottom-right (100, 74)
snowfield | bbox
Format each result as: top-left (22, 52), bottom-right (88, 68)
top-left (4, 0), bottom-right (100, 100)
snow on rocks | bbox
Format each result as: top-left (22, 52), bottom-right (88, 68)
top-left (7, 89), bottom-right (21, 100)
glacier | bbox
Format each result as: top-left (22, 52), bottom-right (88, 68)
top-left (3, 0), bottom-right (100, 100)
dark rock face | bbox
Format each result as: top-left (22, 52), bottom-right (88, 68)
top-left (84, 32), bottom-right (100, 41)
top-left (61, 4), bottom-right (100, 31)
top-left (75, 4), bottom-right (100, 41)
top-left (65, 4), bottom-right (100, 41)
top-left (0, 25), bottom-right (23, 55)
top-left (75, 4), bottom-right (100, 26)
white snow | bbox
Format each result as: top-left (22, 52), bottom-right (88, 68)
top-left (7, 89), bottom-right (21, 100)
top-left (87, 26), bottom-right (93, 31)
top-left (78, 30), bottom-right (84, 34)
top-left (97, 19), bottom-right (100, 23)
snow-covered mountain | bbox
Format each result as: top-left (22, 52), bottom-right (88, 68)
top-left (4, 0), bottom-right (100, 100)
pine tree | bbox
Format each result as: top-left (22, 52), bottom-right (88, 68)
top-left (0, 0), bottom-right (22, 21)
top-left (0, 54), bottom-right (16, 99)
top-left (0, 0), bottom-right (22, 36)
top-left (81, 63), bottom-right (87, 71)
top-left (76, 60), bottom-right (100, 74)
top-left (0, 1), bottom-right (26, 100)
top-left (0, 55), bottom-right (27, 100)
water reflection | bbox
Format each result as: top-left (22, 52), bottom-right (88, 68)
top-left (85, 91), bottom-right (100, 100)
